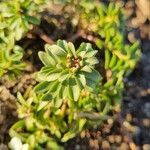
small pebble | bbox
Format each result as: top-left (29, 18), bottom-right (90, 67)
top-left (108, 135), bottom-right (115, 144)
top-left (126, 113), bottom-right (132, 122)
top-left (103, 127), bottom-right (110, 134)
top-left (75, 144), bottom-right (80, 150)
top-left (115, 135), bottom-right (122, 144)
top-left (85, 131), bottom-right (91, 138)
top-left (123, 121), bottom-right (132, 131)
top-left (129, 142), bottom-right (137, 150)
top-left (101, 140), bottom-right (110, 149)
top-left (120, 143), bottom-right (130, 150)
top-left (107, 118), bottom-right (113, 125)
top-left (143, 144), bottom-right (150, 150)
top-left (80, 131), bottom-right (86, 138)
top-left (128, 32), bottom-right (137, 43)
top-left (143, 103), bottom-right (150, 118)
top-left (123, 136), bottom-right (130, 143)
top-left (143, 119), bottom-right (150, 127)
top-left (97, 131), bottom-right (101, 137)
top-left (89, 139), bottom-right (95, 147)
top-left (93, 139), bottom-right (99, 149)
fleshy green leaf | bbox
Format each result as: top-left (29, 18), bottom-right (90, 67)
top-left (38, 52), bottom-right (53, 66)
top-left (85, 57), bottom-right (99, 65)
top-left (41, 91), bottom-right (52, 101)
top-left (68, 78), bottom-right (80, 102)
top-left (34, 81), bottom-right (49, 93)
top-left (57, 40), bottom-right (68, 52)
top-left (77, 43), bottom-right (86, 54)
top-left (37, 101), bottom-right (49, 111)
top-left (68, 42), bottom-right (76, 57)
top-left (50, 45), bottom-right (67, 57)
top-left (85, 50), bottom-right (98, 58)
top-left (25, 15), bottom-right (40, 25)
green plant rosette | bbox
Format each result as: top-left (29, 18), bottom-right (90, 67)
top-left (0, 44), bottom-right (25, 77)
top-left (35, 40), bottom-right (102, 105)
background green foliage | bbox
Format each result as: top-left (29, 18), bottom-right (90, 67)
top-left (0, 0), bottom-right (46, 78)
top-left (0, 0), bottom-right (45, 41)
top-left (0, 44), bottom-right (25, 77)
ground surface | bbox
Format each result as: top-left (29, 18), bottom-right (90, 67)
top-left (0, 0), bottom-right (149, 150)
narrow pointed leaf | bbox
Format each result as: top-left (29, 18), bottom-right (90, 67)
top-left (34, 81), bottom-right (49, 93)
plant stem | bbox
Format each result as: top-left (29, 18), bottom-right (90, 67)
top-left (32, 27), bottom-right (54, 44)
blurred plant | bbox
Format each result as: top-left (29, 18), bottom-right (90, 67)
top-left (0, 0), bottom-right (46, 41)
top-left (79, 2), bottom-right (124, 33)
top-left (9, 92), bottom-right (63, 150)
top-left (0, 0), bottom-right (47, 78)
top-left (94, 3), bottom-right (141, 107)
top-left (0, 44), bottom-right (25, 78)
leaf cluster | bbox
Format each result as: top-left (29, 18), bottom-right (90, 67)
top-left (0, 44), bottom-right (25, 77)
top-left (0, 0), bottom-right (46, 78)
top-left (8, 1), bottom-right (141, 150)
top-left (35, 40), bottom-right (101, 103)
top-left (0, 0), bottom-right (45, 41)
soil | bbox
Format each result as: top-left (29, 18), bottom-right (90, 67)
top-left (0, 0), bottom-right (149, 150)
